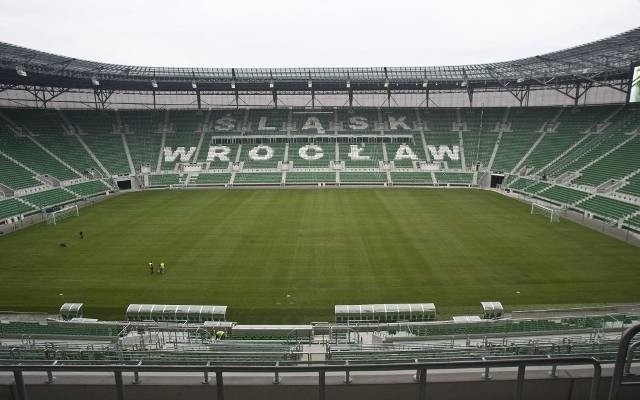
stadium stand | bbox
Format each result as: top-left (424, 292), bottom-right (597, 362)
top-left (434, 172), bottom-right (473, 185)
top-left (194, 173), bottom-right (231, 185)
top-left (240, 144), bottom-right (286, 169)
top-left (619, 174), bottom-right (640, 197)
top-left (0, 154), bottom-right (41, 189)
top-left (149, 174), bottom-right (183, 186)
top-left (340, 143), bottom-right (384, 168)
top-left (65, 180), bottom-right (111, 197)
top-left (521, 181), bottom-right (551, 195)
top-left (285, 171), bottom-right (336, 184)
top-left (492, 107), bottom-right (559, 173)
top-left (339, 171), bottom-right (386, 183)
top-left (0, 198), bottom-right (34, 219)
top-left (462, 108), bottom-right (503, 170)
top-left (627, 214), bottom-right (640, 228)
top-left (289, 143), bottom-right (334, 168)
top-left (574, 137), bottom-right (640, 186)
top-left (537, 185), bottom-right (591, 205)
top-left (234, 172), bottom-right (283, 184)
top-left (121, 110), bottom-right (163, 172)
top-left (576, 195), bottom-right (640, 221)
top-left (389, 172), bottom-right (433, 185)
top-left (0, 134), bottom-right (78, 180)
top-left (20, 188), bottom-right (77, 209)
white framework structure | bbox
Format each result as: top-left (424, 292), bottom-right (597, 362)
top-left (46, 204), bottom-right (79, 225)
top-left (531, 203), bottom-right (561, 223)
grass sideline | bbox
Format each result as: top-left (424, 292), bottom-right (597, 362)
top-left (0, 188), bottom-right (638, 324)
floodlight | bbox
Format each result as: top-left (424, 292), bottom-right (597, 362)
top-left (16, 66), bottom-right (27, 77)
top-left (151, 80), bottom-right (158, 88)
top-left (516, 77), bottom-right (525, 83)
top-left (231, 82), bottom-right (236, 89)
top-left (269, 81), bottom-right (274, 89)
top-left (307, 80), bottom-right (312, 88)
top-left (346, 81), bottom-right (351, 88)
top-left (384, 80), bottom-right (389, 88)
top-left (191, 81), bottom-right (197, 89)
top-left (461, 81), bottom-right (468, 87)
top-left (422, 81), bottom-right (428, 88)
top-left (91, 77), bottom-right (100, 86)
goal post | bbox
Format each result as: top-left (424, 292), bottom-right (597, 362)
top-left (531, 203), bottom-right (560, 223)
top-left (46, 204), bottom-right (79, 225)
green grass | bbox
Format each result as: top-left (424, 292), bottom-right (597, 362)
top-left (0, 188), bottom-right (639, 324)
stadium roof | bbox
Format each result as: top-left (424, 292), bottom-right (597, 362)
top-left (0, 27), bottom-right (639, 93)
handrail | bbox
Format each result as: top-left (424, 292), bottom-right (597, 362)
top-left (1, 356), bottom-right (601, 400)
top-left (608, 323), bottom-right (640, 400)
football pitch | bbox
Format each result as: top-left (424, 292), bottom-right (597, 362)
top-left (0, 188), bottom-right (639, 324)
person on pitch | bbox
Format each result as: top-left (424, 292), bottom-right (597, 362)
top-left (149, 262), bottom-right (154, 274)
top-left (160, 262), bottom-right (165, 274)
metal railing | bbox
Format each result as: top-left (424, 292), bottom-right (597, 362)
top-left (0, 356), bottom-right (602, 400)
top-left (608, 323), bottom-right (640, 400)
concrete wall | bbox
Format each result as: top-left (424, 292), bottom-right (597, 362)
top-left (2, 370), bottom-right (639, 400)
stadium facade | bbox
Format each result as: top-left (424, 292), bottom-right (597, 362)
top-left (0, 28), bottom-right (639, 400)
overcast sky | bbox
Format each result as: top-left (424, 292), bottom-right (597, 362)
top-left (0, 0), bottom-right (638, 68)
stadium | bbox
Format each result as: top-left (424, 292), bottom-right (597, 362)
top-left (0, 5), bottom-right (640, 399)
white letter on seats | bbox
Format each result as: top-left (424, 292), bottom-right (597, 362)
top-left (258, 116), bottom-right (277, 131)
top-left (206, 145), bottom-right (231, 162)
top-left (388, 116), bottom-right (411, 130)
top-left (394, 144), bottom-right (418, 160)
top-left (299, 144), bottom-right (324, 161)
top-left (349, 145), bottom-right (370, 160)
top-left (214, 116), bottom-right (236, 131)
top-left (249, 145), bottom-right (274, 160)
top-left (164, 146), bottom-right (196, 162)
top-left (348, 116), bottom-right (368, 130)
top-left (427, 145), bottom-right (459, 161)
top-left (302, 117), bottom-right (325, 134)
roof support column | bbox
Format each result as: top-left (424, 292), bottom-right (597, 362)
top-left (272, 87), bottom-right (278, 109)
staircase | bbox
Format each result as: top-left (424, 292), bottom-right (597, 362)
top-left (0, 150), bottom-right (41, 180)
top-left (56, 109), bottom-right (77, 136)
top-left (486, 132), bottom-right (503, 172)
top-left (26, 135), bottom-right (83, 179)
top-left (121, 134), bottom-right (136, 175)
top-left (510, 129), bottom-right (548, 174)
top-left (458, 130), bottom-right (466, 172)
top-left (74, 133), bottom-right (111, 177)
top-left (536, 131), bottom-right (595, 176)
top-left (576, 134), bottom-right (638, 174)
top-left (155, 131), bottom-right (167, 173)
top-left (415, 109), bottom-right (433, 163)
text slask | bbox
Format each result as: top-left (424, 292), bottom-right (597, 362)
top-left (164, 145), bottom-right (459, 162)
top-left (216, 115), bottom-right (413, 132)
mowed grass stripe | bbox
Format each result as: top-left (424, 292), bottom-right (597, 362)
top-left (0, 188), bottom-right (638, 324)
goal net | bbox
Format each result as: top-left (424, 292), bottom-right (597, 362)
top-left (46, 205), bottom-right (79, 225)
top-left (531, 203), bottom-right (560, 223)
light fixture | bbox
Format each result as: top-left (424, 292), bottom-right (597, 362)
top-left (422, 81), bottom-right (428, 88)
top-left (307, 80), bottom-right (312, 88)
top-left (191, 81), bottom-right (197, 89)
top-left (461, 80), bottom-right (468, 87)
top-left (346, 81), bottom-right (351, 88)
top-left (384, 80), bottom-right (389, 88)
top-left (91, 77), bottom-right (100, 86)
top-left (16, 66), bottom-right (27, 77)
top-left (151, 79), bottom-right (158, 88)
top-left (269, 81), bottom-right (274, 89)
top-left (516, 77), bottom-right (525, 83)
top-left (231, 81), bottom-right (236, 89)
